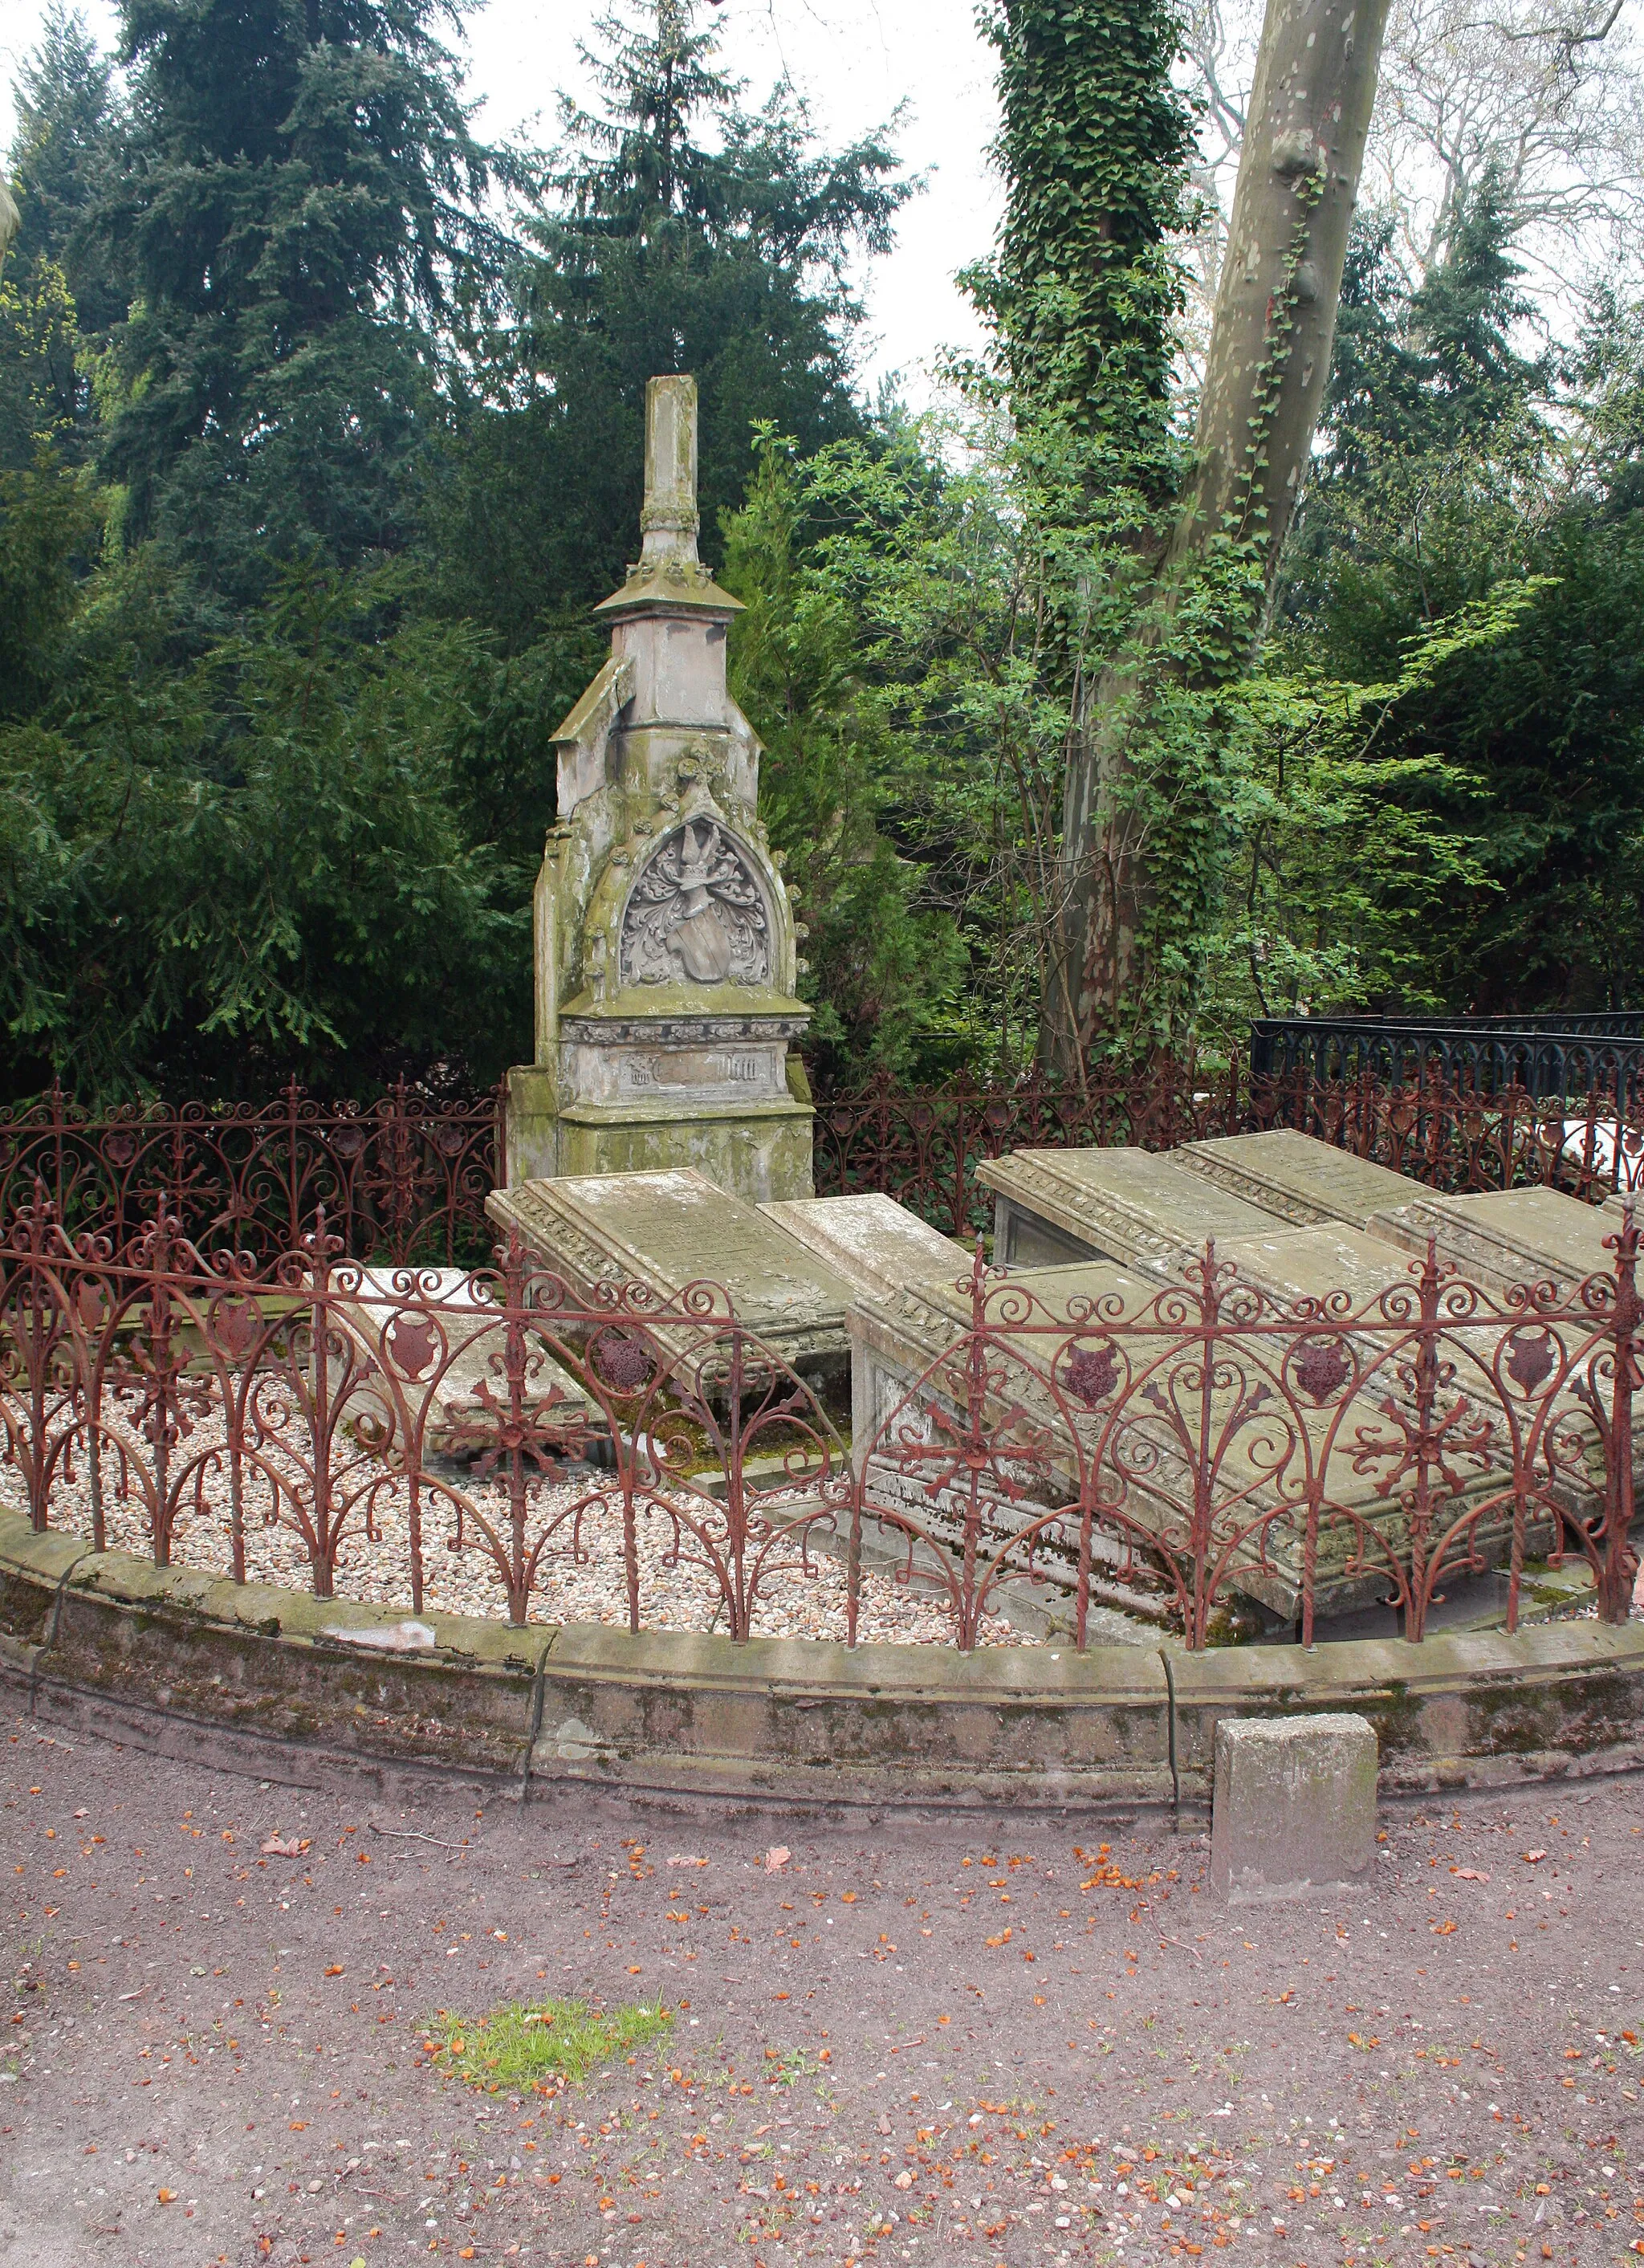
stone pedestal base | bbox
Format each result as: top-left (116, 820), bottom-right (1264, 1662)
top-left (506, 1065), bottom-right (813, 1204)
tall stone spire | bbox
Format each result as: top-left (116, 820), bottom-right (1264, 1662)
top-left (596, 375), bottom-right (739, 621)
top-left (640, 376), bottom-right (700, 561)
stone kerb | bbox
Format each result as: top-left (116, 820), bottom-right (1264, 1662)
top-left (4, 1505), bottom-right (1644, 1809)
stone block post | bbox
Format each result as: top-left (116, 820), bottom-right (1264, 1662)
top-left (1209, 1711), bottom-right (1377, 1901)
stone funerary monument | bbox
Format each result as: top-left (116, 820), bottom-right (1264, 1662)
top-left (504, 375), bottom-right (814, 1203)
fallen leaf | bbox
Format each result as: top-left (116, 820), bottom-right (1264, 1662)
top-left (261, 1835), bottom-right (311, 1857)
top-left (667, 1855), bottom-right (708, 1868)
top-left (1451, 1868), bottom-right (1490, 1881)
top-left (1524, 1851), bottom-right (1547, 1865)
top-left (765, 1846), bottom-right (791, 1873)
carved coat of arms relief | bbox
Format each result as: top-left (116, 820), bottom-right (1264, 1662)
top-left (620, 819), bottom-right (772, 987)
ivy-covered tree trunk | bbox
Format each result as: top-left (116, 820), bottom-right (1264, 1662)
top-left (1043, 0), bottom-right (1393, 1072)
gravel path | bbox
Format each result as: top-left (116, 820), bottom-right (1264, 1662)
top-left (3, 1699), bottom-right (1642, 2266)
top-left (0, 1448), bottom-right (1025, 1649)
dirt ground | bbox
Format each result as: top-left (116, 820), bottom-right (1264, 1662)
top-left (3, 1702), bottom-right (1642, 2268)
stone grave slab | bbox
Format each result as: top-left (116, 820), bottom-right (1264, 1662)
top-left (848, 1257), bottom-right (1172, 1631)
top-left (1216, 1223), bottom-right (1426, 1313)
top-left (852, 1234), bottom-right (1560, 1629)
top-left (332, 1268), bottom-right (596, 1460)
top-left (1368, 1186), bottom-right (1621, 1297)
top-left (976, 1144), bottom-right (1286, 1272)
top-left (760, 1192), bottom-right (973, 1309)
top-left (486, 1168), bottom-right (853, 1367)
top-left (1178, 1129), bottom-right (1418, 1229)
top-left (850, 1255), bottom-right (1156, 1441)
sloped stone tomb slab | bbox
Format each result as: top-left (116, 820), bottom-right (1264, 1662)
top-left (486, 1169), bottom-right (853, 1383)
top-left (977, 1143), bottom-right (1288, 1272)
top-left (1371, 1186), bottom-right (1624, 1298)
top-left (1179, 1128), bottom-right (1420, 1229)
top-left (760, 1191), bottom-right (973, 1309)
top-left (851, 1236), bottom-right (1573, 1630)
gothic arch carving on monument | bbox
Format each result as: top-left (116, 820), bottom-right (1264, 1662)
top-left (619, 818), bottom-right (772, 987)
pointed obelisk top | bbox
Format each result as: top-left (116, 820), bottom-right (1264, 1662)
top-left (641, 375), bottom-right (699, 561)
top-left (594, 371), bottom-right (742, 619)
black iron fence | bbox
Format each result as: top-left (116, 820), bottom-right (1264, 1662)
top-left (1251, 1014), bottom-right (1644, 1103)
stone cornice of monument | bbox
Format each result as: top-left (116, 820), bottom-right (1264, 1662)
top-left (506, 373), bottom-right (815, 1203)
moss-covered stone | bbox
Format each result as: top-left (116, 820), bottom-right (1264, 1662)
top-left (5, 1500), bottom-right (1644, 1804)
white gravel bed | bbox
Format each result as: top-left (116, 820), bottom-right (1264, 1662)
top-left (0, 1401), bottom-right (1028, 1647)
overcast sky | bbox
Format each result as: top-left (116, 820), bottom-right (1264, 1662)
top-left (0, 0), bottom-right (1004, 399)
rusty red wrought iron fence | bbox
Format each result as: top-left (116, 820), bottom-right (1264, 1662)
top-left (2, 1191), bottom-right (1636, 1650)
top-left (812, 1062), bottom-right (1247, 1238)
top-left (2, 1063), bottom-right (1641, 1260)
top-left (0, 1081), bottom-right (503, 1264)
top-left (1251, 1066), bottom-right (1644, 1204)
top-left (816, 1067), bottom-right (1644, 1235)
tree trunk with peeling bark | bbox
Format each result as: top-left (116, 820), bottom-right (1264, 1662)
top-left (1042, 0), bottom-right (1393, 1073)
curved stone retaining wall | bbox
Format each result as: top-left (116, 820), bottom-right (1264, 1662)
top-left (2, 1510), bottom-right (1642, 1809)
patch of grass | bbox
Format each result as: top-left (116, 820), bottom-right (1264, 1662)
top-left (423, 1995), bottom-right (671, 2093)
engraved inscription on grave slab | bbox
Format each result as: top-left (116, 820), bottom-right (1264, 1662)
top-left (621, 818), bottom-right (771, 986)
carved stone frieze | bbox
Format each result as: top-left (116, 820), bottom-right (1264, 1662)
top-left (560, 1015), bottom-right (809, 1046)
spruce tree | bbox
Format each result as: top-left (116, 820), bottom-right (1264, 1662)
top-left (6, 3), bottom-right (124, 337)
top-left (422, 0), bottom-right (910, 647)
top-left (3, 6), bottom-right (124, 459)
top-left (97, 0), bottom-right (507, 600)
top-left (1280, 181), bottom-right (1547, 675)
